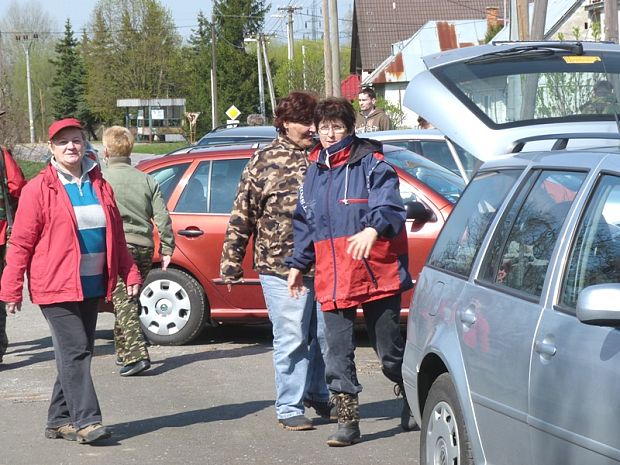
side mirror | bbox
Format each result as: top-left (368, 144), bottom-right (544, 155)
top-left (405, 201), bottom-right (435, 223)
top-left (576, 283), bottom-right (620, 326)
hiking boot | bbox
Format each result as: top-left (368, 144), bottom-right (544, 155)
top-left (326, 393), bottom-right (361, 447)
top-left (278, 415), bottom-right (314, 431)
top-left (395, 383), bottom-right (417, 431)
top-left (77, 423), bottom-right (111, 444)
top-left (119, 359), bottom-right (150, 377)
top-left (45, 424), bottom-right (77, 441)
top-left (115, 356), bottom-right (123, 366)
top-left (304, 398), bottom-right (337, 421)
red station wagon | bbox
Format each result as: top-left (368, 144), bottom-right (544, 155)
top-left (136, 143), bottom-right (464, 345)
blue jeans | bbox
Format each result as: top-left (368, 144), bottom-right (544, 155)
top-left (260, 274), bottom-right (329, 419)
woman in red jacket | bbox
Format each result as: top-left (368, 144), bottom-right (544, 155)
top-left (0, 118), bottom-right (141, 445)
top-left (287, 98), bottom-right (414, 446)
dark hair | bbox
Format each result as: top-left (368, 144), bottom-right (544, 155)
top-left (273, 91), bottom-right (319, 132)
top-left (359, 87), bottom-right (376, 100)
top-left (314, 97), bottom-right (356, 133)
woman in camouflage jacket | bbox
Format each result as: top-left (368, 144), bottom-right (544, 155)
top-left (220, 91), bottom-right (331, 431)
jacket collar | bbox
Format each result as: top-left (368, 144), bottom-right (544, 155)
top-left (46, 156), bottom-right (101, 187)
top-left (310, 136), bottom-right (384, 167)
top-left (106, 156), bottom-right (131, 166)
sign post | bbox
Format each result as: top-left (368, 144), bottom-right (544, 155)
top-left (225, 105), bottom-right (241, 127)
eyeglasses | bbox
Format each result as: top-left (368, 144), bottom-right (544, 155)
top-left (318, 124), bottom-right (347, 135)
top-left (52, 138), bottom-right (84, 147)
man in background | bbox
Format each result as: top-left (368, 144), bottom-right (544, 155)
top-left (355, 87), bottom-right (392, 133)
top-left (0, 109), bottom-right (28, 365)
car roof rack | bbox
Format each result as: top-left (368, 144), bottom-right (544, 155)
top-left (510, 132), bottom-right (620, 153)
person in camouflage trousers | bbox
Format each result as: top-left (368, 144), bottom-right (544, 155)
top-left (111, 245), bottom-right (153, 368)
top-left (0, 131), bottom-right (27, 365)
top-left (102, 126), bottom-right (174, 377)
top-left (221, 91), bottom-right (331, 431)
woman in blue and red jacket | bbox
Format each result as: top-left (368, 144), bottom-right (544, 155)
top-left (287, 97), bottom-right (413, 447)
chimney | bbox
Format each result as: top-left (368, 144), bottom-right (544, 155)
top-left (486, 6), bottom-right (501, 28)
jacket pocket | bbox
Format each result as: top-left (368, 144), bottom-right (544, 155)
top-left (361, 258), bottom-right (379, 289)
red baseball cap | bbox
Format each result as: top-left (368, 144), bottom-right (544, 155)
top-left (48, 118), bottom-right (83, 140)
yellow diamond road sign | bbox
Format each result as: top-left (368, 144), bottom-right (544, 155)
top-left (225, 105), bottom-right (241, 121)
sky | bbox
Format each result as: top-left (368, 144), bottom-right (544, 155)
top-left (0, 0), bottom-right (354, 44)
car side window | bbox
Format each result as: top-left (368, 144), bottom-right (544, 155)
top-left (175, 161), bottom-right (210, 213)
top-left (208, 159), bottom-right (248, 214)
top-left (561, 175), bottom-right (620, 308)
top-left (482, 171), bottom-right (586, 297)
top-left (148, 162), bottom-right (191, 203)
top-left (420, 141), bottom-right (457, 174)
top-left (427, 169), bottom-right (522, 277)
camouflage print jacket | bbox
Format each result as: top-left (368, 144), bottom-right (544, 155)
top-left (220, 134), bottom-right (312, 281)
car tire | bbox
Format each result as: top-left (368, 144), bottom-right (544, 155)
top-left (420, 373), bottom-right (473, 465)
top-left (139, 268), bottom-right (206, 345)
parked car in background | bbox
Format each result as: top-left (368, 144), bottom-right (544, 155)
top-left (358, 129), bottom-right (482, 182)
top-left (196, 125), bottom-right (276, 147)
top-left (402, 40), bottom-right (620, 465)
top-left (136, 144), bottom-right (464, 345)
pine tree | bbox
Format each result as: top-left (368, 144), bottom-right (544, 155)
top-left (212, 0), bottom-right (268, 123)
top-left (50, 20), bottom-right (88, 121)
top-left (183, 11), bottom-right (213, 133)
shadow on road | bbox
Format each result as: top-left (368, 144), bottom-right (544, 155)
top-left (99, 400), bottom-right (273, 443)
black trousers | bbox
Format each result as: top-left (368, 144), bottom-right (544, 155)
top-left (323, 294), bottom-right (404, 395)
top-left (42, 299), bottom-right (102, 430)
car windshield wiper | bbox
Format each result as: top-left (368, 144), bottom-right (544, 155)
top-left (466, 43), bottom-right (584, 64)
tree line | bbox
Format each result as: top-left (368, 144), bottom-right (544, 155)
top-left (0, 0), bottom-right (351, 146)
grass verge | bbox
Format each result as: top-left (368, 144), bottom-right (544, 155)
top-left (17, 159), bottom-right (46, 180)
top-left (132, 142), bottom-right (188, 155)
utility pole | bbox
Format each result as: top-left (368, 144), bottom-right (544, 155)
top-left (530, 0), bottom-right (548, 40)
top-left (329, 0), bottom-right (341, 96)
top-left (210, 13), bottom-right (219, 129)
top-left (605, 0), bottom-right (619, 43)
top-left (15, 33), bottom-right (38, 143)
top-left (279, 6), bottom-right (302, 60)
top-left (516, 0), bottom-right (529, 40)
top-left (259, 35), bottom-right (277, 118)
top-left (244, 37), bottom-right (265, 119)
top-left (322, 0), bottom-right (333, 96)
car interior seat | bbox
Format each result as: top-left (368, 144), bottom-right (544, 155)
top-left (176, 178), bottom-right (206, 213)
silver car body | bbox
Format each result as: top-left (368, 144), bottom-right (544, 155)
top-left (403, 41), bottom-right (620, 465)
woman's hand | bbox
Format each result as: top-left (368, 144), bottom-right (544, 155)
top-left (287, 268), bottom-right (306, 298)
top-left (346, 227), bottom-right (378, 260)
top-left (126, 284), bottom-right (141, 298)
top-left (5, 302), bottom-right (21, 314)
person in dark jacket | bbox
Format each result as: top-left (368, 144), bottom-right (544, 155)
top-left (287, 97), bottom-right (414, 447)
top-left (0, 118), bottom-right (141, 444)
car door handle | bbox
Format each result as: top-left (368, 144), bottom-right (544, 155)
top-left (178, 229), bottom-right (204, 237)
top-left (458, 308), bottom-right (476, 326)
top-left (534, 340), bottom-right (557, 357)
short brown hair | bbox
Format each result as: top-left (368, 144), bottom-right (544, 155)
top-left (314, 97), bottom-right (356, 133)
top-left (359, 87), bottom-right (376, 100)
top-left (103, 126), bottom-right (134, 158)
top-left (273, 91), bottom-right (319, 132)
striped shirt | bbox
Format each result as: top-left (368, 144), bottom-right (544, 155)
top-left (53, 157), bottom-right (107, 299)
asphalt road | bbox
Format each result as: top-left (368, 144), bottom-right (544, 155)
top-left (0, 297), bottom-right (420, 465)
